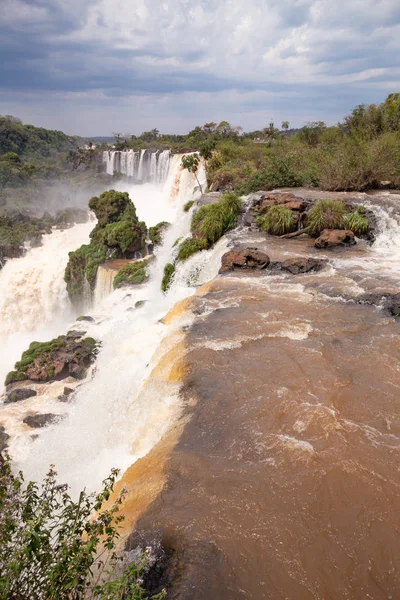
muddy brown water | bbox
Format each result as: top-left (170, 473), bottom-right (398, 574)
top-left (128, 195), bottom-right (400, 599)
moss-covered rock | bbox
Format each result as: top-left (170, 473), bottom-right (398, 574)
top-left (177, 237), bottom-right (209, 261)
top-left (162, 263), bottom-right (175, 293)
top-left (5, 331), bottom-right (99, 387)
top-left (65, 190), bottom-right (148, 306)
top-left (113, 258), bottom-right (152, 289)
top-left (149, 221), bottom-right (169, 246)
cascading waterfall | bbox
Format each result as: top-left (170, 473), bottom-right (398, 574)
top-left (0, 221), bottom-right (93, 387)
top-left (94, 266), bottom-right (117, 306)
top-left (103, 149), bottom-right (171, 183)
top-left (2, 155), bottom-right (218, 495)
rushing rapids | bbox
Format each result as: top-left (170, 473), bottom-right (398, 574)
top-left (2, 184), bottom-right (400, 598)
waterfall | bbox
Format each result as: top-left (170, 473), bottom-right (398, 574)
top-left (94, 266), bottom-right (117, 305)
top-left (11, 156), bottom-right (215, 494)
top-left (0, 221), bottom-right (93, 387)
top-left (103, 149), bottom-right (172, 184)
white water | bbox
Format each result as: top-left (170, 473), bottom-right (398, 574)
top-left (0, 221), bottom-right (93, 386)
top-left (94, 266), bottom-right (117, 306)
top-left (104, 149), bottom-right (171, 183)
top-left (1, 154), bottom-right (225, 495)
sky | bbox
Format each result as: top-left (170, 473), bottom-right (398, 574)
top-left (1, 0), bottom-right (400, 136)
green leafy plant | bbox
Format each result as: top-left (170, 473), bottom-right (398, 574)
top-left (113, 260), bottom-right (151, 289)
top-left (181, 155), bottom-right (202, 193)
top-left (306, 199), bottom-right (347, 235)
top-left (0, 455), bottom-right (164, 600)
top-left (257, 205), bottom-right (295, 235)
top-left (191, 192), bottom-right (242, 245)
top-left (148, 222), bottom-right (169, 246)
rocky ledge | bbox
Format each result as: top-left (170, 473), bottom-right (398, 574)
top-left (5, 331), bottom-right (99, 388)
top-left (219, 247), bottom-right (326, 276)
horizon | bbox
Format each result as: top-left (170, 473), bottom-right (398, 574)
top-left (1, 1), bottom-right (400, 136)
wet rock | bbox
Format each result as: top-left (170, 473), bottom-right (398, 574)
top-left (76, 315), bottom-right (95, 322)
top-left (314, 230), bottom-right (356, 249)
top-left (219, 247), bottom-right (270, 273)
top-left (0, 426), bottom-right (9, 452)
top-left (258, 192), bottom-right (303, 213)
top-left (283, 200), bottom-right (306, 211)
top-left (197, 192), bottom-right (222, 206)
top-left (4, 388), bottom-right (37, 404)
top-left (281, 257), bottom-right (326, 275)
top-left (385, 293), bottom-right (400, 317)
top-left (23, 413), bottom-right (59, 429)
top-left (58, 386), bottom-right (74, 402)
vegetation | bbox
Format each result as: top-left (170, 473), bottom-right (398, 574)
top-left (161, 263), bottom-right (175, 293)
top-left (183, 200), bottom-right (194, 212)
top-left (5, 334), bottom-right (98, 386)
top-left (191, 192), bottom-right (242, 245)
top-left (306, 199), bottom-right (348, 235)
top-left (148, 222), bottom-right (169, 246)
top-left (181, 155), bottom-right (203, 192)
top-left (113, 259), bottom-right (151, 289)
top-left (344, 208), bottom-right (370, 235)
top-left (256, 205), bottom-right (296, 235)
top-left (0, 455), bottom-right (165, 599)
top-left (176, 237), bottom-right (209, 261)
top-left (65, 191), bottom-right (147, 306)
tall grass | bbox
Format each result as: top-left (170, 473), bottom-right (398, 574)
top-left (306, 199), bottom-right (347, 235)
top-left (256, 205), bottom-right (296, 235)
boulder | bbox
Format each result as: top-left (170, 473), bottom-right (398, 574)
top-left (76, 315), bottom-right (95, 322)
top-left (58, 386), bottom-right (74, 402)
top-left (4, 388), bottom-right (37, 405)
top-left (23, 414), bottom-right (59, 429)
top-left (283, 200), bottom-right (306, 211)
top-left (219, 247), bottom-right (270, 274)
top-left (281, 257), bottom-right (326, 275)
top-left (197, 192), bottom-right (222, 206)
top-left (259, 192), bottom-right (302, 213)
top-left (385, 294), bottom-right (400, 317)
top-left (314, 230), bottom-right (356, 249)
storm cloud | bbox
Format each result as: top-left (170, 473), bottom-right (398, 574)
top-left (1, 0), bottom-right (399, 134)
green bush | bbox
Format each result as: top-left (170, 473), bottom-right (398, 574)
top-left (4, 371), bottom-right (26, 386)
top-left (306, 199), bottom-right (348, 235)
top-left (0, 454), bottom-right (165, 600)
top-left (183, 200), bottom-right (194, 212)
top-left (161, 263), bottom-right (175, 292)
top-left (256, 205), bottom-right (296, 235)
top-left (177, 237), bottom-right (209, 261)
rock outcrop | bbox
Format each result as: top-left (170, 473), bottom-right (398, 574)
top-left (314, 230), bottom-right (356, 249)
top-left (5, 331), bottom-right (98, 387)
top-left (219, 247), bottom-right (270, 273)
top-left (23, 414), bottom-right (58, 429)
top-left (281, 257), bottom-right (326, 274)
top-left (4, 388), bottom-right (37, 404)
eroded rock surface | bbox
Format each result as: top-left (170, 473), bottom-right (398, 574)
top-left (219, 247), bottom-right (270, 273)
top-left (315, 229), bottom-right (356, 249)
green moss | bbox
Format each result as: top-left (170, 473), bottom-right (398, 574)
top-left (161, 263), bottom-right (175, 293)
top-left (113, 259), bottom-right (151, 289)
top-left (177, 237), bottom-right (209, 261)
top-left (173, 236), bottom-right (183, 248)
top-left (306, 199), bottom-right (347, 235)
top-left (15, 339), bottom-right (65, 372)
top-left (5, 370), bottom-right (27, 386)
top-left (149, 221), bottom-right (169, 245)
top-left (256, 205), bottom-right (295, 235)
top-left (83, 337), bottom-right (96, 347)
top-left (183, 200), bottom-right (195, 212)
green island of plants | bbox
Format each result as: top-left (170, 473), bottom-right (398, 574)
top-left (65, 190), bottom-right (147, 307)
top-left (0, 454), bottom-right (166, 599)
top-left (148, 222), bottom-right (169, 246)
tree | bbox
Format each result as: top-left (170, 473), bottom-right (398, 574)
top-left (181, 154), bottom-right (202, 193)
top-left (199, 138), bottom-right (216, 161)
top-left (282, 121), bottom-right (290, 131)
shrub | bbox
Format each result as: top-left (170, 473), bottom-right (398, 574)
top-left (306, 199), bottom-right (347, 235)
top-left (344, 210), bottom-right (369, 235)
top-left (177, 237), bottom-right (209, 261)
top-left (5, 370), bottom-right (26, 386)
top-left (0, 455), bottom-right (165, 600)
top-left (256, 205), bottom-right (296, 235)
top-left (183, 200), bottom-right (194, 212)
top-left (161, 263), bottom-right (175, 292)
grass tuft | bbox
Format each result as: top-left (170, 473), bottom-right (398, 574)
top-left (161, 263), bottom-right (175, 293)
top-left (256, 205), bottom-right (295, 235)
top-left (177, 237), bottom-right (209, 261)
top-left (306, 199), bottom-right (347, 235)
top-left (344, 210), bottom-right (369, 235)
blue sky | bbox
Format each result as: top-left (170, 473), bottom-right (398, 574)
top-left (1, 0), bottom-right (399, 135)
